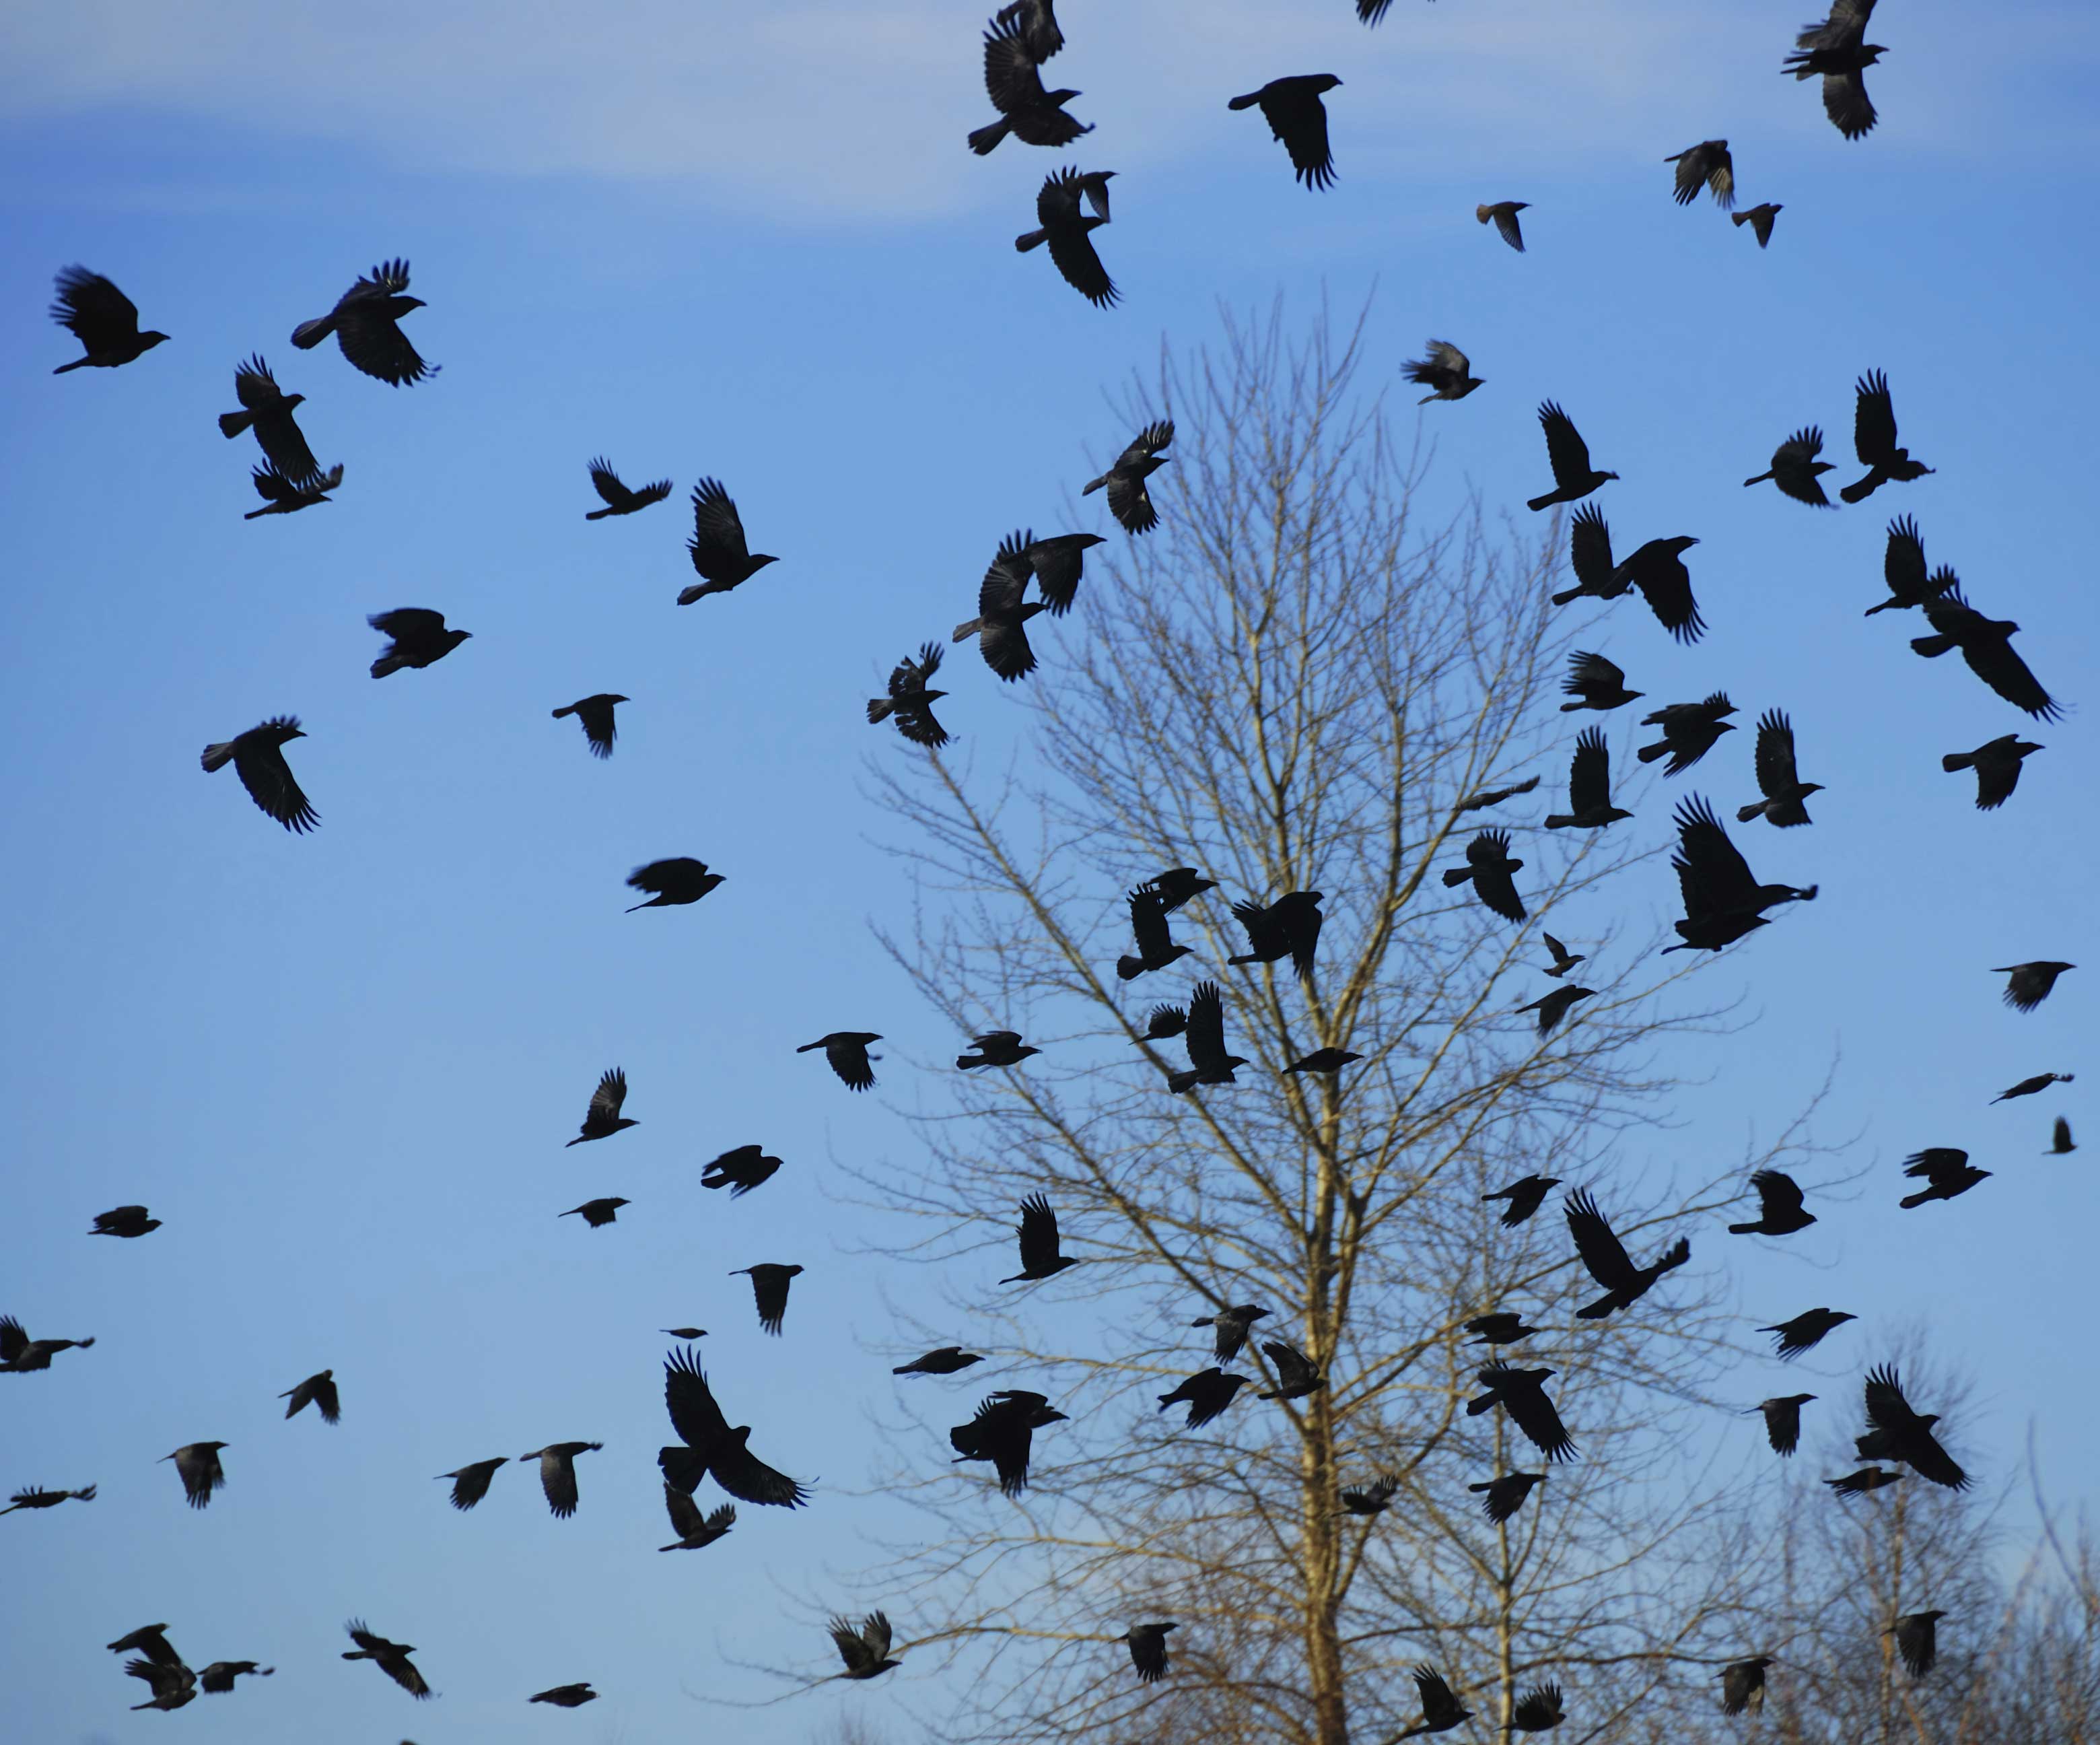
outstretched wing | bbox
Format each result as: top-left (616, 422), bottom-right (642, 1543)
top-left (1016, 1193), bottom-right (1061, 1272)
top-left (1564, 1188), bottom-right (1636, 1291)
top-left (1539, 402), bottom-right (1592, 486)
top-left (1853, 370), bottom-right (1899, 467)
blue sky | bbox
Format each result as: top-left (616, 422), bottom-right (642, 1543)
top-left (3, 1), bottom-right (2098, 1740)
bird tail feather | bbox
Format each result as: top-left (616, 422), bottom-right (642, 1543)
top-left (1525, 491), bottom-right (1558, 512)
top-left (866, 698), bottom-right (895, 724)
top-left (1440, 866), bottom-right (1473, 887)
top-left (967, 119), bottom-right (1011, 155)
top-left (1910, 634), bottom-right (1955, 658)
top-left (218, 411), bottom-right (254, 439)
top-left (1226, 91), bottom-right (1261, 109)
top-left (1839, 472), bottom-right (1881, 504)
top-left (1014, 228), bottom-right (1048, 254)
top-left (1939, 752), bottom-right (1973, 772)
top-left (290, 316), bottom-right (334, 349)
top-left (201, 741), bottom-right (236, 772)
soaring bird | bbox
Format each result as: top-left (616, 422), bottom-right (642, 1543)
top-left (1996, 1071), bottom-right (2072, 1102)
top-left (1404, 340), bottom-right (1483, 404)
top-left (1442, 829), bottom-right (1525, 922)
top-left (1552, 506), bottom-right (1704, 643)
top-left (1943, 734), bottom-right (2041, 811)
top-left (1665, 139), bottom-right (1735, 207)
top-left (342, 1620), bottom-right (431, 1698)
top-left (1191, 1303), bottom-right (1271, 1363)
top-left (894, 1346), bottom-right (985, 1377)
top-left (1157, 1367), bottom-right (1250, 1429)
top-left (244, 462), bottom-right (342, 518)
top-left (1468, 1364), bottom-right (1576, 1462)
top-left (1662, 796), bottom-right (1817, 954)
top-left (701, 1144), bottom-right (784, 1196)
top-left (1827, 1464), bottom-right (1904, 1499)
top-left (279, 1369), bottom-right (340, 1423)
top-left (1560, 650), bottom-right (1642, 713)
top-left (1145, 866), bottom-right (1214, 911)
top-left (1745, 427), bottom-right (1835, 506)
top-left (292, 260), bottom-right (436, 384)
top-left (868, 643), bottom-right (951, 747)
top-left (995, 529), bottom-right (1107, 616)
top-left (1469, 1470), bottom-right (1544, 1522)
top-left (0, 1482), bottom-right (96, 1515)
top-left (1167, 980), bottom-right (1247, 1093)
top-left (1016, 167), bottom-right (1119, 309)
top-left (1541, 934), bottom-right (1585, 979)
top-left (1733, 202), bottom-right (1783, 247)
top-left (1566, 1189), bottom-right (1690, 1318)
top-left (1227, 75), bottom-right (1343, 191)
top-left (800, 1031), bottom-right (882, 1091)
top-left (660, 1346), bottom-right (809, 1506)
top-left (561, 1196), bottom-right (629, 1229)
top-left (969, 13), bottom-right (1090, 155)
top-left (50, 266), bottom-right (169, 372)
top-left (1002, 1194), bottom-right (1080, 1282)
top-left (1720, 1657), bottom-right (1771, 1716)
top-left (1483, 1175), bottom-right (1561, 1228)
top-left (1864, 516), bottom-right (1951, 615)
top-left (829, 1612), bottom-right (901, 1680)
top-left (1995, 961), bottom-right (2074, 1012)
top-left (995, 0), bottom-right (1062, 62)
top-left (1842, 371), bottom-right (1932, 502)
top-left (90, 1204), bottom-right (162, 1237)
top-left (197, 1660), bottom-right (273, 1694)
top-left (520, 1441), bottom-right (602, 1517)
top-left (552, 693), bottom-right (627, 759)
top-left (1784, 0), bottom-right (1887, 139)
top-left (218, 355), bottom-right (317, 481)
top-left (530, 1684), bottom-right (598, 1707)
top-left (949, 1389), bottom-right (1067, 1495)
top-left (1476, 200), bottom-right (1528, 250)
top-left (955, 535), bottom-right (1051, 679)
top-left (1227, 889), bottom-right (1325, 980)
top-left (1084, 421), bottom-right (1174, 533)
top-left (1123, 1621), bottom-right (1177, 1683)
top-left (162, 1442), bottom-right (228, 1508)
top-left (1526, 402), bottom-right (1618, 511)
top-left (1465, 1311), bottom-right (1543, 1345)
top-left (678, 479), bottom-right (778, 604)
top-left (566, 1069), bottom-right (637, 1145)
top-left (1395, 1664), bottom-right (1473, 1736)
top-left (1515, 985), bottom-right (1595, 1036)
top-left (368, 609), bottom-right (470, 678)
top-left (1509, 1683), bottom-right (1566, 1734)
top-left (1728, 1170), bottom-right (1816, 1236)
top-left (1890, 1609), bottom-right (1946, 1678)
top-left (435, 1457), bottom-right (508, 1511)
top-left (626, 858), bottom-right (724, 911)
top-left (1255, 1340), bottom-right (1325, 1401)
top-left (1338, 1472), bottom-right (1400, 1517)
top-left (1759, 1307), bottom-right (1856, 1360)
top-left (584, 457), bottom-right (671, 519)
top-left (1119, 886), bottom-right (1193, 980)
top-left (1860, 1365), bottom-right (1968, 1489)
top-left (1899, 1148), bottom-right (1990, 1208)
top-left (958, 1031), bottom-right (1041, 1070)
top-left (1912, 590), bottom-right (2063, 720)
top-left (732, 1263), bottom-right (805, 1335)
top-left (1750, 1394), bottom-right (1817, 1457)
top-left (0, 1315), bottom-right (94, 1373)
top-left (1543, 728), bottom-right (1631, 830)
top-left (1737, 711), bottom-right (1823, 826)
top-left (660, 1484), bottom-right (736, 1552)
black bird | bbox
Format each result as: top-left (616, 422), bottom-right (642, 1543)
top-left (107, 1622), bottom-right (183, 1663)
top-left (829, 1612), bottom-right (901, 1680)
top-left (1003, 1194), bottom-right (1080, 1282)
top-left (1785, 0), bottom-right (1887, 140)
top-left (1890, 1609), bottom-right (1946, 1678)
top-left (1912, 590), bottom-right (2063, 720)
top-left (1457, 775), bottom-right (1541, 812)
top-left (1526, 402), bottom-right (1619, 511)
top-left (956, 535), bottom-right (1051, 680)
top-left (950, 1389), bottom-right (1067, 1495)
top-left (1543, 729), bottom-right (1631, 831)
top-left (520, 1441), bottom-right (602, 1516)
top-left (701, 1145), bottom-right (783, 1196)
top-left (566, 1069), bottom-right (637, 1145)
top-left (1638, 697), bottom-right (1737, 776)
top-left (369, 608), bottom-right (470, 678)
top-left (1338, 1472), bottom-right (1400, 1517)
top-left (1405, 340), bottom-right (1483, 404)
top-left (1469, 1470), bottom-right (1545, 1522)
top-left (1663, 796), bottom-right (1817, 955)
top-left (800, 1031), bottom-right (882, 1091)
top-left (661, 1346), bottom-right (809, 1506)
top-left (868, 643), bottom-right (951, 748)
top-left (1734, 202), bottom-right (1783, 247)
top-left (1510, 1682), bottom-right (1566, 1733)
top-left (998, 529), bottom-right (1108, 615)
top-left (342, 1620), bottom-right (431, 1698)
top-left (660, 1484), bottom-right (736, 1551)
top-left (732, 1263), bottom-right (805, 1335)
top-left (1192, 1303), bottom-right (1271, 1363)
top-left (1146, 866), bottom-right (1214, 912)
top-left (627, 858), bottom-right (725, 911)
top-left (1751, 1394), bottom-right (1817, 1457)
top-left (1157, 1367), bottom-right (1250, 1429)
top-left (1899, 1149), bottom-right (1990, 1208)
top-left (1227, 889), bottom-right (1325, 980)
top-left (0, 1483), bottom-right (96, 1514)
top-left (969, 13), bottom-right (1090, 155)
top-left (1567, 1190), bottom-right (1690, 1318)
top-left (1864, 516), bottom-right (1952, 615)
top-left (1720, 1657), bottom-right (1771, 1716)
top-left (435, 1457), bottom-right (507, 1510)
top-left (958, 1031), bottom-right (1041, 1070)
top-left (1256, 1340), bottom-right (1325, 1401)
top-left (678, 479), bottom-right (778, 604)
top-left (2049, 1116), bottom-right (2077, 1155)
top-left (1515, 986), bottom-right (1595, 1036)
top-left (1665, 139), bottom-right (1735, 207)
top-left (293, 260), bottom-right (436, 385)
top-left (1996, 1071), bottom-right (2072, 1102)
top-left (1744, 427), bottom-right (1835, 506)
top-left (244, 461), bottom-right (342, 517)
top-left (162, 1442), bottom-right (229, 1508)
top-left (1861, 1364), bottom-right (1969, 1489)
top-left (1123, 1621), bottom-right (1177, 1683)
top-left (1465, 1311), bottom-right (1542, 1345)
top-left (1996, 961), bottom-right (2074, 1012)
top-left (1084, 421), bottom-right (1174, 533)
top-left (1560, 650), bottom-right (1643, 713)
top-left (552, 693), bottom-right (627, 759)
top-left (1476, 200), bottom-right (1528, 251)
top-left (1541, 934), bottom-right (1585, 979)
top-left (1168, 981), bottom-right (1247, 1093)
top-left (561, 1197), bottom-right (629, 1229)
top-left (219, 355), bottom-right (318, 481)
top-left (584, 457), bottom-right (671, 519)
top-left (1738, 711), bottom-right (1822, 826)
top-left (280, 1369), bottom-right (339, 1423)
top-left (1469, 1365), bottom-right (1576, 1462)
top-left (197, 1660), bottom-right (272, 1694)
top-left (894, 1347), bottom-right (985, 1377)
top-left (530, 1684), bottom-right (598, 1707)
top-left (1119, 887), bottom-right (1193, 980)
top-left (50, 267), bottom-right (168, 372)
top-left (1943, 734), bottom-right (2041, 811)
top-left (996, 0), bottom-right (1062, 61)
top-left (1227, 75), bottom-right (1343, 191)
top-left (1729, 1170), bottom-right (1816, 1236)
top-left (1483, 1175), bottom-right (1561, 1229)
top-left (1842, 371), bottom-right (1932, 502)
top-left (127, 1658), bottom-right (199, 1711)
top-left (1395, 1664), bottom-right (1473, 1736)
top-left (0, 1315), bottom-right (94, 1373)
top-left (1442, 830), bottom-right (1525, 923)
top-left (663, 1328), bottom-right (708, 1340)
top-left (1759, 1307), bottom-right (1856, 1360)
top-left (1827, 1465), bottom-right (1904, 1498)
top-left (1288, 1047), bottom-right (1362, 1074)
top-left (1553, 507), bottom-right (1704, 644)
top-left (1016, 167), bottom-right (1119, 308)
top-left (90, 1204), bottom-right (162, 1237)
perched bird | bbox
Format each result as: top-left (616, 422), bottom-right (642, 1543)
top-left (1912, 590), bottom-right (2063, 721)
top-left (1003, 1194), bottom-right (1080, 1282)
top-left (127, 1658), bottom-right (199, 1711)
top-left (627, 858), bottom-right (725, 912)
top-left (1256, 1340), bottom-right (1325, 1401)
top-left (1476, 200), bottom-right (1528, 251)
top-left (1541, 933), bottom-right (1586, 979)
top-left (279, 1369), bottom-right (340, 1423)
top-left (1016, 167), bottom-right (1119, 308)
top-left (566, 1069), bottom-right (638, 1145)
top-left (436, 1457), bottom-right (508, 1511)
top-left (969, 13), bottom-right (1090, 155)
top-left (678, 479), bottom-right (778, 604)
top-left (1483, 1175), bottom-right (1561, 1229)
top-left (530, 1684), bottom-right (598, 1707)
top-left (0, 1483), bottom-right (95, 1515)
top-left (1720, 1657), bottom-right (1772, 1717)
top-left (1338, 1472), bottom-right (1400, 1517)
top-left (162, 1442), bottom-right (228, 1508)
top-left (1404, 340), bottom-right (1483, 404)
top-left (2048, 1116), bottom-right (2076, 1155)
top-left (1553, 506), bottom-right (1705, 644)
top-left (1864, 516), bottom-right (1950, 615)
top-left (1118, 887), bottom-right (1193, 980)
top-left (1994, 1072), bottom-right (2072, 1103)
top-left (1759, 1307), bottom-right (1856, 1361)
top-left (584, 457), bottom-right (671, 519)
top-left (829, 1612), bottom-right (901, 1680)
top-left (244, 462), bottom-right (342, 518)
top-left (1899, 1149), bottom-right (1990, 1209)
top-left (1168, 981), bottom-right (1247, 1093)
top-left (0, 1316), bottom-right (94, 1373)
top-left (368, 609), bottom-right (470, 679)
top-left (1860, 1365), bottom-right (1968, 1489)
top-left (1662, 796), bottom-right (1817, 955)
top-left (1442, 830), bottom-right (1526, 923)
top-left (1738, 711), bottom-right (1823, 826)
top-left (1729, 1171), bottom-right (1816, 1236)
top-left (950, 1389), bottom-right (1067, 1495)
top-left (1995, 961), bottom-right (2074, 1012)
top-left (1516, 986), bottom-right (1595, 1036)
top-left (1288, 1047), bottom-right (1363, 1074)
top-left (1469, 1470), bottom-right (1545, 1523)
top-left (1083, 421), bottom-right (1174, 533)
top-left (1751, 1394), bottom-right (1817, 1457)
top-left (868, 643), bottom-right (951, 749)
top-left (520, 1442), bottom-right (602, 1517)
top-left (1942, 734), bottom-right (2041, 811)
top-left (1543, 730), bottom-right (1631, 831)
top-left (1509, 1682), bottom-right (1566, 1734)
top-left (1469, 1364), bottom-right (1576, 1462)
top-left (561, 1197), bottom-right (629, 1229)
top-left (1123, 1621), bottom-right (1177, 1683)
top-left (701, 1145), bottom-right (784, 1197)
top-left (1784, 0), bottom-right (1887, 139)
top-left (1227, 75), bottom-right (1343, 191)
top-left (1745, 427), bottom-right (1835, 506)
top-left (996, 0), bottom-right (1063, 62)
top-left (1665, 139), bottom-right (1735, 207)
top-left (732, 1263), bottom-right (805, 1335)
top-left (800, 1031), bottom-right (882, 1091)
top-left (1227, 889), bottom-right (1325, 980)
top-left (293, 260), bottom-right (436, 384)
top-left (1560, 650), bottom-right (1642, 713)
top-left (218, 355), bottom-right (317, 481)
top-left (1733, 202), bottom-right (1783, 247)
top-left (49, 266), bottom-right (169, 372)
top-left (958, 1031), bottom-right (1041, 1070)
top-left (90, 1204), bottom-right (162, 1237)
top-left (342, 1620), bottom-right (431, 1698)
top-left (1464, 1311), bottom-right (1542, 1345)
top-left (1191, 1303), bottom-right (1271, 1363)
top-left (1457, 775), bottom-right (1541, 812)
top-left (1566, 1189), bottom-right (1690, 1318)
top-left (1638, 696), bottom-right (1738, 777)
top-left (660, 1346), bottom-right (809, 1506)
top-left (1395, 1664), bottom-right (1473, 1737)
top-left (1526, 403), bottom-right (1618, 511)
top-left (1145, 866), bottom-right (1214, 912)
top-left (1891, 1610), bottom-right (1946, 1678)
top-left (552, 693), bottom-right (627, 759)
top-left (1842, 371), bottom-right (1932, 502)
top-left (893, 1346), bottom-right (985, 1377)
top-left (1827, 1465), bottom-right (1905, 1499)
top-left (955, 536), bottom-right (1051, 680)
top-left (197, 1660), bottom-right (273, 1694)
top-left (1156, 1367), bottom-right (1250, 1429)
top-left (999, 529), bottom-right (1107, 616)
top-left (659, 1485), bottom-right (736, 1552)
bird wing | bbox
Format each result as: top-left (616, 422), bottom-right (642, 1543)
top-left (830, 1616), bottom-right (873, 1673)
top-left (1230, 897), bottom-right (1281, 957)
top-left (1568, 504), bottom-right (1613, 589)
top-left (1565, 1189), bottom-right (1637, 1290)
top-left (688, 479), bottom-right (753, 573)
top-left (750, 1268), bottom-right (792, 1330)
top-left (314, 1373), bottom-right (341, 1422)
top-left (1539, 403), bottom-right (1592, 486)
top-left (1962, 633), bottom-right (2061, 720)
top-left (863, 1612), bottom-right (894, 1661)
top-left (1884, 515), bottom-right (1925, 601)
top-left (3, 1316), bottom-right (32, 1362)
top-left (1853, 371), bottom-right (1899, 466)
top-left (378, 1652), bottom-right (431, 1698)
top-left (1502, 1379), bottom-right (1576, 1461)
top-left (1413, 1666), bottom-right (1457, 1715)
top-left (1042, 204), bottom-right (1117, 308)
top-left (370, 607), bottom-right (446, 640)
top-left (826, 1037), bottom-right (876, 1089)
top-left (588, 459), bottom-right (632, 508)
top-left (982, 13), bottom-right (1049, 112)
top-left (53, 267), bottom-right (141, 341)
top-left (1016, 1193), bottom-right (1061, 1272)
top-left (335, 284), bottom-right (431, 385)
top-left (1628, 545), bottom-right (1705, 643)
top-left (979, 541), bottom-right (1034, 617)
top-left (1568, 651), bottom-right (1624, 693)
top-left (664, 1480), bottom-right (705, 1540)
top-left (590, 1068), bottom-right (627, 1121)
top-left (1799, 0), bottom-right (1875, 48)
top-left (1183, 981), bottom-right (1229, 1071)
top-left (664, 1346), bottom-right (730, 1450)
top-left (1755, 1170), bottom-right (1805, 1219)
top-left (232, 355), bottom-right (279, 410)
top-left (1122, 421), bottom-right (1174, 464)
top-left (1424, 339), bottom-right (1469, 377)
top-left (1673, 796), bottom-right (1759, 916)
top-left (1129, 888), bottom-right (1173, 958)
top-left (1278, 893), bottom-right (1323, 979)
top-left (1753, 711), bottom-right (1799, 799)
top-left (1267, 85), bottom-right (1335, 189)
top-left (1568, 729), bottom-right (1610, 814)
top-left (537, 1449), bottom-right (580, 1517)
top-left (1263, 1340), bottom-right (1316, 1388)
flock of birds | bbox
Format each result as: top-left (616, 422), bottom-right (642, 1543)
top-left (18, 0), bottom-right (2082, 1734)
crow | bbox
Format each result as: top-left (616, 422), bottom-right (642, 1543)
top-left (1994, 1072), bottom-right (2071, 1103)
top-left (1738, 711), bottom-right (1822, 825)
top-left (701, 1145), bottom-right (783, 1196)
top-left (197, 1660), bottom-right (273, 1693)
top-left (1084, 421), bottom-right (1174, 533)
top-left (1526, 403), bottom-right (1618, 510)
top-left (998, 530), bottom-right (1108, 616)
top-left (1760, 1307), bottom-right (1856, 1360)
top-left (1750, 1394), bottom-right (1816, 1457)
top-left (1469, 1469), bottom-right (1545, 1522)
top-left (342, 1620), bottom-right (431, 1698)
top-left (1016, 166), bottom-right (1120, 308)
top-left (1227, 75), bottom-right (1343, 191)
top-left (1842, 371), bottom-right (1932, 502)
top-left (1729, 1170), bottom-right (1816, 1236)
top-left (1560, 650), bottom-right (1642, 713)
top-left (1457, 775), bottom-right (1541, 812)
top-left (660, 1484), bottom-right (736, 1551)
top-left (868, 643), bottom-right (951, 748)
top-left (561, 1198), bottom-right (629, 1228)
top-left (1745, 427), bottom-right (1835, 506)
top-left (661, 1347), bottom-right (809, 1506)
top-left (1784, 0), bottom-right (1887, 139)
top-left (1192, 1303), bottom-right (1271, 1363)
top-left (1395, 1664), bottom-right (1473, 1736)
top-left (1890, 1610), bottom-right (1946, 1678)
top-left (1145, 865), bottom-right (1214, 911)
top-left (435, 1457), bottom-right (508, 1511)
top-left (1552, 507), bottom-right (1704, 643)
top-left (627, 858), bottom-right (724, 911)
top-left (293, 260), bottom-right (436, 384)
top-left (1483, 1175), bottom-right (1561, 1229)
top-left (530, 1684), bottom-right (598, 1707)
top-left (1509, 1682), bottom-right (1566, 1734)
top-left (1515, 986), bottom-right (1595, 1036)
top-left (162, 1442), bottom-right (228, 1508)
top-left (279, 1369), bottom-right (339, 1423)
top-left (520, 1441), bottom-right (602, 1517)
top-left (1864, 515), bottom-right (1951, 615)
top-left (1257, 1340), bottom-right (1325, 1401)
top-left (663, 1328), bottom-right (709, 1340)
top-left (1338, 1472), bottom-right (1400, 1517)
top-left (678, 479), bottom-right (778, 603)
top-left (50, 266), bottom-right (169, 372)
top-left (1912, 590), bottom-right (2063, 720)
top-left (90, 1204), bottom-right (162, 1237)
top-left (244, 461), bottom-right (343, 517)
top-left (219, 355), bottom-right (318, 481)
top-left (1543, 729), bottom-right (1631, 830)
top-left (368, 608), bottom-right (470, 678)
top-left (1858, 1367), bottom-right (1967, 1490)
top-left (2049, 1116), bottom-right (2077, 1156)
top-left (958, 1031), bottom-right (1041, 1070)
top-left (567, 1069), bottom-right (637, 1145)
top-left (1476, 200), bottom-right (1528, 250)
top-left (1720, 1657), bottom-right (1771, 1716)
top-left (552, 693), bottom-right (627, 759)
top-left (1567, 1189), bottom-right (1690, 1318)
top-left (950, 1389), bottom-right (1066, 1495)
top-left (1132, 1003), bottom-right (1187, 1044)
top-left (1733, 202), bottom-right (1783, 247)
top-left (1943, 734), bottom-right (2041, 811)
top-left (894, 1347), bottom-right (985, 1377)
top-left (1123, 1621), bottom-right (1177, 1682)
top-left (1464, 1312), bottom-right (1542, 1345)
top-left (800, 1031), bottom-right (882, 1091)
top-left (1168, 981), bottom-right (1247, 1093)
top-left (1442, 829), bottom-right (1525, 922)
top-left (584, 457), bottom-right (671, 519)
top-left (107, 1623), bottom-right (184, 1665)
top-left (732, 1264), bottom-right (805, 1335)
top-left (1827, 1465), bottom-right (1904, 1498)
top-left (1541, 934), bottom-right (1585, 979)
top-left (829, 1612), bottom-right (901, 1680)
top-left (1662, 796), bottom-right (1817, 954)
top-left (127, 1658), bottom-right (199, 1711)
top-left (1899, 1149), bottom-right (1989, 1208)
top-left (1405, 340), bottom-right (1483, 403)
top-left (996, 0), bottom-right (1063, 62)
top-left (1228, 890), bottom-right (1325, 980)
top-left (0, 1316), bottom-right (94, 1373)
top-left (969, 13), bottom-right (1090, 155)
top-left (1157, 1367), bottom-right (1250, 1429)
top-left (1003, 1194), bottom-right (1080, 1281)
top-left (0, 1483), bottom-right (96, 1515)
top-left (1119, 887), bottom-right (1192, 980)
top-left (1665, 139), bottom-right (1735, 207)
top-left (1468, 1364), bottom-right (1576, 1462)
top-left (956, 535), bottom-right (1051, 680)
top-left (1288, 1047), bottom-right (1363, 1073)
top-left (1996, 961), bottom-right (2074, 1012)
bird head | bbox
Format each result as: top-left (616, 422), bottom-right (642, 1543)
top-left (1047, 88), bottom-right (1082, 104)
top-left (396, 296), bottom-right (426, 312)
top-left (1669, 536), bottom-right (1699, 552)
top-left (608, 694), bottom-right (631, 704)
top-left (1798, 783), bottom-right (1827, 798)
top-left (609, 1198), bottom-right (631, 1209)
top-left (1076, 534), bottom-right (1109, 549)
top-left (1861, 44), bottom-right (1888, 63)
top-left (1599, 470), bottom-right (1621, 482)
top-left (922, 688), bottom-right (950, 705)
top-left (1314, 75), bottom-right (1343, 91)
top-left (141, 332), bottom-right (172, 351)
top-left (283, 391), bottom-right (306, 409)
top-left (751, 554), bottom-right (781, 571)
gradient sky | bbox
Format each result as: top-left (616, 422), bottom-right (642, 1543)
top-left (4, 2), bottom-right (2098, 1741)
